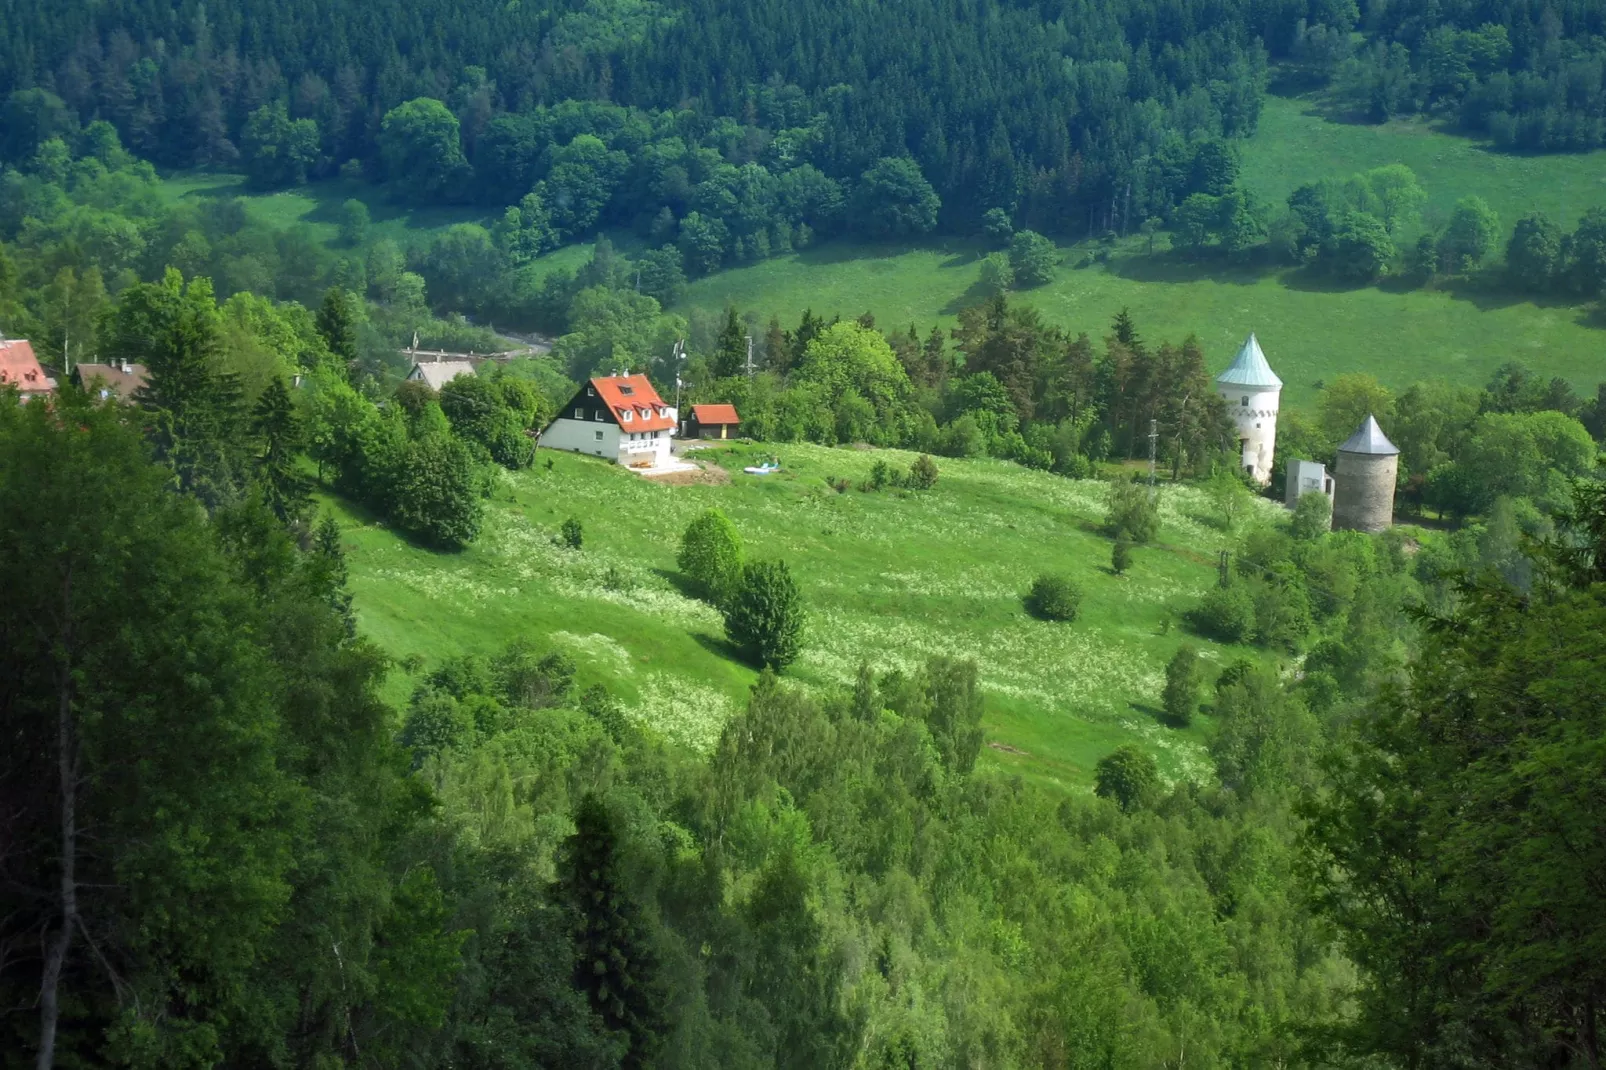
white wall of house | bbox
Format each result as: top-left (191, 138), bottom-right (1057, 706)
top-left (541, 417), bottom-right (621, 459)
top-left (615, 427), bottom-right (673, 467)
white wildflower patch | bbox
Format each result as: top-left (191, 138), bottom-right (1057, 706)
top-left (551, 631), bottom-right (636, 676)
top-left (625, 673), bottom-right (736, 754)
top-left (1118, 716), bottom-right (1214, 786)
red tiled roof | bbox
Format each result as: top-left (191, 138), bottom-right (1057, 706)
top-left (0, 340), bottom-right (56, 396)
top-left (691, 403), bottom-right (740, 425)
top-left (592, 374), bottom-right (675, 432)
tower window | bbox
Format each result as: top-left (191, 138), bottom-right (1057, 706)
top-left (1241, 396), bottom-right (1249, 406)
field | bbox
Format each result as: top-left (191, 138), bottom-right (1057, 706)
top-left (682, 93), bottom-right (1606, 408)
top-left (159, 171), bottom-right (486, 248)
top-left (336, 442), bottom-right (1284, 791)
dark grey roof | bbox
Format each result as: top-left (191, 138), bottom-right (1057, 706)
top-left (1337, 414), bottom-right (1399, 456)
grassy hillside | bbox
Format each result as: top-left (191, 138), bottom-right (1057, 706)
top-left (159, 172), bottom-right (487, 248)
top-left (336, 442), bottom-right (1285, 792)
top-left (682, 96), bottom-right (1606, 406)
top-left (1245, 94), bottom-right (1606, 234)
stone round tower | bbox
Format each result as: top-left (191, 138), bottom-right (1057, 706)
top-left (1332, 414), bottom-right (1400, 533)
top-left (1215, 333), bottom-right (1281, 485)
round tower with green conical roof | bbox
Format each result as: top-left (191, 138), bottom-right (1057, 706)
top-left (1215, 333), bottom-right (1282, 485)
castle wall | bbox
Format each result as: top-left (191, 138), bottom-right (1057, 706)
top-left (1332, 450), bottom-right (1398, 533)
top-left (1218, 383), bottom-right (1280, 485)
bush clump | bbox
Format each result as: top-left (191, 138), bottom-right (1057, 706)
top-left (723, 560), bottom-right (806, 670)
top-left (1094, 745), bottom-right (1159, 811)
top-left (1188, 582), bottom-right (1256, 643)
top-left (678, 508), bottom-right (744, 606)
top-left (1025, 573), bottom-right (1082, 622)
top-left (1104, 480), bottom-right (1159, 544)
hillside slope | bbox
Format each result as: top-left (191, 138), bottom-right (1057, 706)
top-left (336, 442), bottom-right (1283, 790)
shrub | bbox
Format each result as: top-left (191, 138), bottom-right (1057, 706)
top-left (1188, 583), bottom-right (1256, 643)
top-left (1094, 746), bottom-right (1159, 811)
top-left (390, 432), bottom-right (485, 549)
top-left (678, 508), bottom-right (744, 606)
top-left (1025, 573), bottom-right (1082, 622)
top-left (560, 517), bottom-right (583, 549)
top-left (1112, 538), bottom-right (1132, 575)
top-left (1291, 491), bottom-right (1332, 540)
top-left (1104, 480), bottom-right (1159, 543)
top-left (724, 560), bottom-right (805, 670)
top-left (907, 453), bottom-right (939, 490)
top-left (1162, 644), bottom-right (1202, 726)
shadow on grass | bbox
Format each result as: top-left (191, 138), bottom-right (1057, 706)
top-left (652, 567), bottom-right (705, 603)
top-left (1108, 249), bottom-right (1282, 289)
top-left (1129, 701), bottom-right (1185, 729)
top-left (690, 630), bottom-right (745, 664)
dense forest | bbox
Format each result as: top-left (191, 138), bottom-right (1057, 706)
top-left (4, 0), bottom-right (1606, 1066)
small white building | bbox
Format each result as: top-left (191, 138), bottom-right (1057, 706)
top-left (540, 373), bottom-right (676, 469)
top-left (1285, 458), bottom-right (1334, 508)
top-left (1216, 333), bottom-right (1282, 486)
top-left (407, 359), bottom-right (477, 390)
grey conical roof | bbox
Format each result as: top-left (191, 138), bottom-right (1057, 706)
top-left (1215, 333), bottom-right (1282, 389)
top-left (1337, 414), bottom-right (1399, 456)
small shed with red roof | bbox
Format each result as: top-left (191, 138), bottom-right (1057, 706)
top-left (540, 373), bottom-right (677, 468)
top-left (0, 339), bottom-right (56, 402)
top-left (685, 403), bottom-right (741, 440)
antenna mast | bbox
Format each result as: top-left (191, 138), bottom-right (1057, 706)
top-left (1147, 418), bottom-right (1158, 494)
top-left (745, 334), bottom-right (755, 378)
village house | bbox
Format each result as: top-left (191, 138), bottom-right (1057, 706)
top-left (684, 403), bottom-right (741, 440)
top-left (406, 359), bottom-right (477, 390)
top-left (541, 373), bottom-right (676, 469)
top-left (71, 360), bottom-right (149, 402)
top-left (0, 339), bottom-right (56, 402)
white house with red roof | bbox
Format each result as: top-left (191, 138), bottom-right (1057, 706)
top-left (0, 339), bottom-right (57, 402)
top-left (540, 373), bottom-right (677, 468)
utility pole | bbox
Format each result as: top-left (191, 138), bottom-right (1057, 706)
top-left (671, 339), bottom-right (686, 428)
top-left (1218, 550), bottom-right (1231, 588)
top-left (744, 334), bottom-right (755, 379)
top-left (1147, 418), bottom-right (1158, 495)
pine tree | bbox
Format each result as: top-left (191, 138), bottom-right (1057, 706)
top-left (316, 287), bottom-right (358, 372)
top-left (312, 514), bottom-right (356, 638)
top-left (1111, 307), bottom-right (1142, 351)
top-left (763, 315), bottom-right (787, 372)
top-left (553, 794), bottom-right (665, 1067)
top-left (712, 306), bottom-right (746, 378)
top-left (114, 270), bottom-right (245, 508)
top-left (251, 376), bottom-right (310, 527)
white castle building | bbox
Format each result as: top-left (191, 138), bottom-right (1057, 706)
top-left (1215, 333), bottom-right (1281, 485)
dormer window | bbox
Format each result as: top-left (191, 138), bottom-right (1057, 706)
top-left (622, 409), bottom-right (633, 422)
top-left (619, 384), bottom-right (635, 396)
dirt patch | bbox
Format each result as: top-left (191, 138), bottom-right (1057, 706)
top-left (986, 741), bottom-right (1030, 756)
top-left (641, 461), bottom-right (731, 487)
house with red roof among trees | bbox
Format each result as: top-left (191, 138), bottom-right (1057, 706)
top-left (0, 339), bottom-right (56, 402)
top-left (540, 373), bottom-right (677, 469)
top-left (685, 403), bottom-right (741, 440)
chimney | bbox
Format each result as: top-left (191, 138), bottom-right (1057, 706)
top-left (121, 359), bottom-right (131, 374)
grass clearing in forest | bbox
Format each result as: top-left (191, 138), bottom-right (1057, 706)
top-left (336, 442), bottom-right (1282, 792)
top-left (683, 94), bottom-right (1606, 407)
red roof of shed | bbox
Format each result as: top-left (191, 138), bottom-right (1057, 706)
top-left (0, 340), bottom-right (55, 395)
top-left (691, 403), bottom-right (740, 425)
top-left (592, 374), bottom-right (674, 432)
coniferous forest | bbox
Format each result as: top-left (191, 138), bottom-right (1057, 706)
top-left (3, 0), bottom-right (1606, 1068)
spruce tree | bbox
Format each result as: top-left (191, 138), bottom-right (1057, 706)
top-left (251, 376), bottom-right (310, 527)
top-left (316, 287), bottom-right (358, 371)
top-left (553, 793), bottom-right (664, 1067)
top-left (712, 306), bottom-right (746, 378)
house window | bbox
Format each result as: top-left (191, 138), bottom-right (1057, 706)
top-left (587, 386), bottom-right (595, 396)
top-left (594, 411), bottom-right (603, 421)
top-left (594, 430), bottom-right (604, 441)
top-left (619, 384), bottom-right (635, 396)
top-left (622, 409), bottom-right (633, 422)
top-left (574, 407), bottom-right (583, 418)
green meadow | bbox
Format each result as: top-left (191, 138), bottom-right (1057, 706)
top-left (336, 441), bottom-right (1285, 792)
top-left (683, 94), bottom-right (1606, 407)
top-left (158, 171), bottom-right (486, 247)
